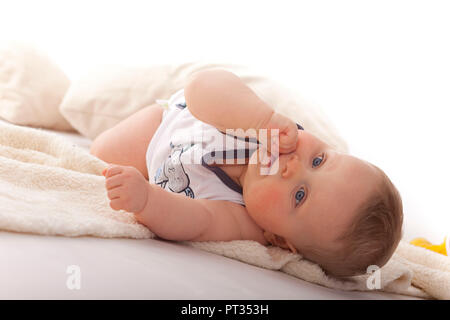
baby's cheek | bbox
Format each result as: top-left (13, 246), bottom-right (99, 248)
top-left (253, 186), bottom-right (283, 212)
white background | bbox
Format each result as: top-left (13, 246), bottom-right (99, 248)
top-left (1, 0), bottom-right (449, 243)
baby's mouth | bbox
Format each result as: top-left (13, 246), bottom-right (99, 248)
top-left (269, 153), bottom-right (279, 168)
top-left (261, 152), bottom-right (276, 167)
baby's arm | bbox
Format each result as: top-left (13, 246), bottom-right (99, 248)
top-left (103, 165), bottom-right (266, 244)
top-left (138, 184), bottom-right (265, 243)
top-left (184, 69), bottom-right (298, 153)
top-left (185, 69), bottom-right (273, 133)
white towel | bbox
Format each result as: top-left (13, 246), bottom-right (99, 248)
top-left (1, 121), bottom-right (449, 299)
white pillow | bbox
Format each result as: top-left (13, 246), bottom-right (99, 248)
top-left (59, 61), bottom-right (348, 152)
top-left (0, 42), bottom-right (73, 131)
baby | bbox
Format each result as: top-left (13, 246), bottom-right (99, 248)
top-left (90, 69), bottom-right (403, 277)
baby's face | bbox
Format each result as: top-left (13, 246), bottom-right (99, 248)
top-left (243, 130), bottom-right (380, 253)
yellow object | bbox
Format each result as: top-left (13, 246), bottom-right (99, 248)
top-left (410, 237), bottom-right (448, 256)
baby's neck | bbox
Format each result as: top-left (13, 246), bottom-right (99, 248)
top-left (217, 163), bottom-right (248, 189)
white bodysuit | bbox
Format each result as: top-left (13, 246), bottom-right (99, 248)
top-left (146, 89), bottom-right (259, 206)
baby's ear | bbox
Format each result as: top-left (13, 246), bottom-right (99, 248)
top-left (263, 231), bottom-right (298, 254)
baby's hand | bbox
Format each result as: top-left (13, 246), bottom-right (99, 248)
top-left (262, 112), bottom-right (298, 154)
top-left (102, 165), bottom-right (149, 213)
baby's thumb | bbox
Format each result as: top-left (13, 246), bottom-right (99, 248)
top-left (278, 127), bottom-right (298, 154)
top-left (102, 166), bottom-right (111, 176)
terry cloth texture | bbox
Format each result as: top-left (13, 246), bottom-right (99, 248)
top-left (1, 121), bottom-right (449, 299)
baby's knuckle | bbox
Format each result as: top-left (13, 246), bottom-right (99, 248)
top-left (105, 180), bottom-right (113, 189)
top-left (119, 194), bottom-right (129, 203)
top-left (124, 166), bottom-right (135, 173)
top-left (122, 172), bottom-right (131, 180)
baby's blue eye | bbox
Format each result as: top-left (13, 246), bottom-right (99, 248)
top-left (295, 188), bottom-right (305, 206)
top-left (312, 155), bottom-right (324, 168)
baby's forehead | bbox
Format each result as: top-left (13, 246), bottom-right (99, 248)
top-left (312, 155), bottom-right (379, 213)
top-left (337, 153), bottom-right (374, 171)
top-left (343, 157), bottom-right (380, 189)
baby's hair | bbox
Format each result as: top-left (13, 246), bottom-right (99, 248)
top-left (300, 164), bottom-right (403, 278)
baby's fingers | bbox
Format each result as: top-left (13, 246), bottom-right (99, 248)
top-left (105, 175), bottom-right (123, 190)
top-left (103, 164), bottom-right (124, 178)
top-left (109, 198), bottom-right (124, 211)
top-left (107, 187), bottom-right (122, 200)
top-left (278, 128), bottom-right (298, 154)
